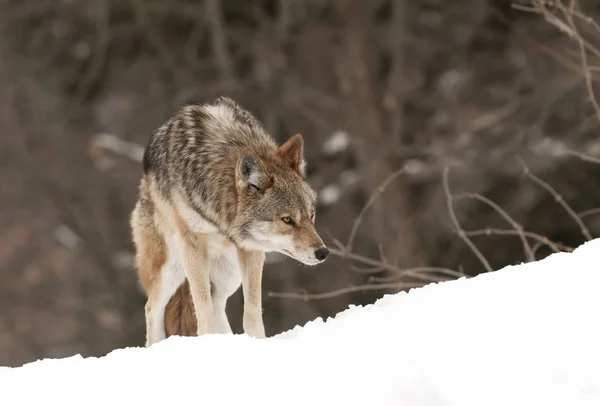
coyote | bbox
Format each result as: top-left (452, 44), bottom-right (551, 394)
top-left (130, 96), bottom-right (329, 346)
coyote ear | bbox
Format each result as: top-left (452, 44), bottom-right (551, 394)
top-left (237, 151), bottom-right (268, 193)
top-left (277, 133), bottom-right (306, 177)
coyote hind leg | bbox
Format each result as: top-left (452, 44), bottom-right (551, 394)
top-left (131, 202), bottom-right (185, 347)
top-left (144, 235), bottom-right (187, 347)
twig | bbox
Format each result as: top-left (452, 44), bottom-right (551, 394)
top-left (561, 3), bottom-right (600, 121)
top-left (517, 157), bottom-right (592, 240)
top-left (329, 247), bottom-right (464, 282)
top-left (462, 228), bottom-right (571, 253)
top-left (562, 147), bottom-right (600, 165)
top-left (267, 281), bottom-right (429, 301)
top-left (328, 235), bottom-right (387, 274)
top-left (346, 168), bottom-right (406, 253)
top-left (527, 1), bottom-right (600, 120)
top-left (454, 192), bottom-right (535, 262)
top-left (530, 237), bottom-right (573, 257)
top-left (578, 207), bottom-right (600, 219)
top-left (443, 167), bottom-right (493, 272)
top-left (368, 272), bottom-right (456, 283)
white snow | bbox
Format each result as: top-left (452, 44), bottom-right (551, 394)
top-left (322, 130), bottom-right (350, 156)
top-left (404, 158), bottom-right (426, 174)
top-left (2, 239), bottom-right (600, 406)
top-left (318, 184), bottom-right (342, 206)
top-left (339, 169), bottom-right (358, 186)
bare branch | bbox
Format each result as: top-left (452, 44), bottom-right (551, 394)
top-left (267, 281), bottom-right (428, 301)
top-left (443, 167), bottom-right (493, 272)
top-left (527, 1), bottom-right (600, 120)
top-left (579, 207), bottom-right (600, 219)
top-left (562, 4), bottom-right (600, 121)
top-left (517, 157), bottom-right (592, 241)
top-left (562, 147), bottom-right (600, 165)
top-left (462, 228), bottom-right (571, 253)
top-left (454, 192), bottom-right (534, 262)
top-left (346, 168), bottom-right (406, 253)
top-left (329, 247), bottom-right (464, 282)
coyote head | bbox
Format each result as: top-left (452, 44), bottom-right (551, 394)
top-left (234, 133), bottom-right (329, 266)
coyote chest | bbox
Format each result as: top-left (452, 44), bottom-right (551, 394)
top-left (204, 231), bottom-right (237, 259)
top-left (167, 229), bottom-right (240, 281)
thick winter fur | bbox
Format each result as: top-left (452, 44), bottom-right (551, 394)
top-left (130, 96), bottom-right (329, 346)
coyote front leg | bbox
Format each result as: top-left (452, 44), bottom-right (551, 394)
top-left (238, 249), bottom-right (266, 338)
top-left (177, 232), bottom-right (216, 336)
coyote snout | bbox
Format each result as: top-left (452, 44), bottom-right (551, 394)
top-left (315, 247), bottom-right (330, 261)
top-left (292, 245), bottom-right (330, 266)
top-left (283, 224), bottom-right (330, 266)
top-left (241, 213), bottom-right (329, 265)
top-left (243, 214), bottom-right (330, 266)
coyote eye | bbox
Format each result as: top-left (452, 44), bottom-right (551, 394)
top-left (281, 216), bottom-right (294, 225)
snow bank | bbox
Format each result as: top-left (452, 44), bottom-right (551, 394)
top-left (2, 240), bottom-right (600, 406)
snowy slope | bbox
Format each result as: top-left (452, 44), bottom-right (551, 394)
top-left (2, 240), bottom-right (600, 406)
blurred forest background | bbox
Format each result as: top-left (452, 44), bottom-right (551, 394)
top-left (2, 0), bottom-right (600, 367)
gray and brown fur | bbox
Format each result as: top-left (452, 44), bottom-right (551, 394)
top-left (130, 96), bottom-right (329, 346)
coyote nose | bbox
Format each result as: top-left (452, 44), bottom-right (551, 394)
top-left (315, 247), bottom-right (330, 261)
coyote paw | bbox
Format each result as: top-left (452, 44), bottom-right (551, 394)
top-left (246, 328), bottom-right (266, 339)
top-left (243, 315), bottom-right (266, 339)
top-left (196, 313), bottom-right (217, 336)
